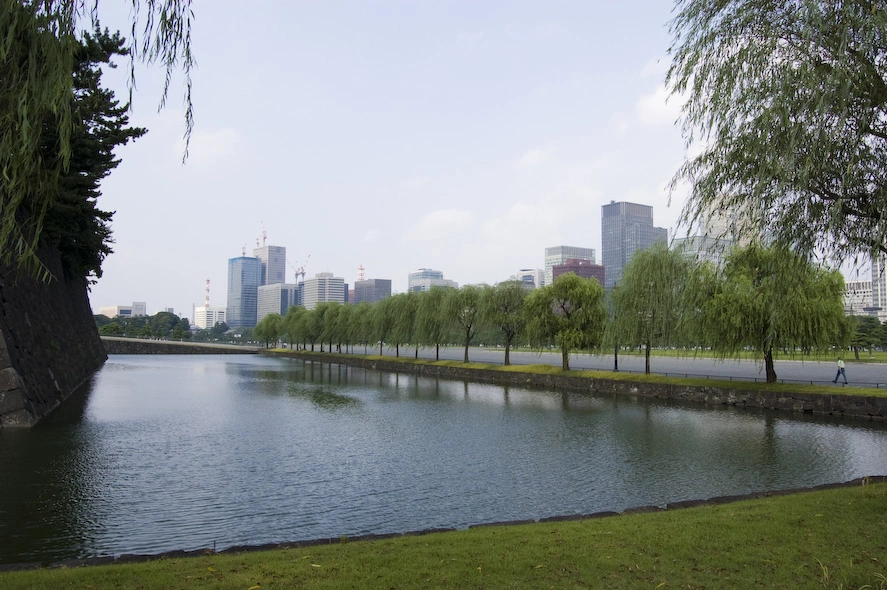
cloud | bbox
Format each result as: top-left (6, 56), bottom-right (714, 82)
top-left (405, 209), bottom-right (476, 242)
top-left (177, 128), bottom-right (240, 164)
top-left (639, 57), bottom-right (670, 79)
top-left (635, 84), bottom-right (683, 126)
top-left (364, 229), bottom-right (381, 243)
top-left (517, 146), bottom-right (552, 167)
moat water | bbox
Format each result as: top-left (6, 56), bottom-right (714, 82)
top-left (2, 354), bottom-right (886, 565)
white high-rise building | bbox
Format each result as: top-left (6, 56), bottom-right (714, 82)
top-left (844, 280), bottom-right (874, 317)
top-left (871, 253), bottom-right (887, 322)
top-left (302, 273), bottom-right (345, 310)
top-left (544, 246), bottom-right (595, 286)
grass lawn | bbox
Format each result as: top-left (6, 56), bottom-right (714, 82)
top-left (2, 481), bottom-right (885, 589)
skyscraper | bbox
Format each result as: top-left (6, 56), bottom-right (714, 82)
top-left (544, 246), bottom-right (595, 286)
top-left (253, 245), bottom-right (286, 286)
top-left (601, 201), bottom-right (668, 290)
top-left (302, 272), bottom-right (345, 310)
top-left (226, 256), bottom-right (262, 327)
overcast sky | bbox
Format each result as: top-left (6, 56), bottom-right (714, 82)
top-left (91, 0), bottom-right (695, 317)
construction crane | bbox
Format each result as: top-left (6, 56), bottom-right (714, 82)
top-left (289, 254), bottom-right (310, 282)
top-left (257, 222), bottom-right (267, 248)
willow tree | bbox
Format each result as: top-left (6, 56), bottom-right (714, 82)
top-left (609, 244), bottom-right (694, 374)
top-left (2, 1), bottom-right (193, 281)
top-left (695, 244), bottom-right (848, 383)
top-left (443, 285), bottom-right (482, 363)
top-left (480, 281), bottom-right (528, 366)
top-left (524, 273), bottom-right (606, 371)
top-left (416, 287), bottom-right (448, 360)
top-left (668, 1), bottom-right (887, 261)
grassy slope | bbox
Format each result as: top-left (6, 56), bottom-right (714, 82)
top-left (2, 482), bottom-right (885, 589)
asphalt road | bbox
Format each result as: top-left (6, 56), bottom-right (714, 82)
top-left (372, 345), bottom-right (887, 389)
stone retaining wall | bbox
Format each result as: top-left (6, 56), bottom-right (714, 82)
top-left (264, 351), bottom-right (887, 421)
top-left (0, 246), bottom-right (107, 427)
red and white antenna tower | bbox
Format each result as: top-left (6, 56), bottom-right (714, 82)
top-left (204, 278), bottom-right (210, 308)
top-left (241, 244), bottom-right (246, 256)
top-left (357, 264), bottom-right (365, 282)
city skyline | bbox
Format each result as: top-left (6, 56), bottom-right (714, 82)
top-left (93, 1), bottom-right (867, 317)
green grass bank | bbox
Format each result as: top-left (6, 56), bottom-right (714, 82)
top-left (2, 480), bottom-right (885, 589)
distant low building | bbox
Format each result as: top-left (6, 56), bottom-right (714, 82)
top-left (544, 246), bottom-right (595, 287)
top-left (512, 268), bottom-right (543, 289)
top-left (194, 307), bottom-right (227, 330)
top-left (98, 301), bottom-right (147, 318)
top-left (354, 278), bottom-right (392, 304)
top-left (408, 268), bottom-right (457, 292)
top-left (552, 259), bottom-right (605, 287)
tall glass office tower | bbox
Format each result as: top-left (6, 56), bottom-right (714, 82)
top-left (601, 201), bottom-right (668, 290)
top-left (226, 256), bottom-right (262, 327)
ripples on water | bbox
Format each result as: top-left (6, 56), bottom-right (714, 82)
top-left (1, 354), bottom-right (886, 564)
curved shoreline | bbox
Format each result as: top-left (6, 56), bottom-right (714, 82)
top-left (2, 476), bottom-right (883, 572)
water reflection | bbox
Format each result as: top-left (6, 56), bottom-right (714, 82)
top-left (1, 354), bottom-right (885, 565)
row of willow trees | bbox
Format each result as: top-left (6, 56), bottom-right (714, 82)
top-left (254, 243), bottom-right (849, 382)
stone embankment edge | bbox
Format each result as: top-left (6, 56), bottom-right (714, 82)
top-left (101, 337), bottom-right (259, 355)
top-left (2, 476), bottom-right (884, 572)
top-left (264, 350), bottom-right (887, 421)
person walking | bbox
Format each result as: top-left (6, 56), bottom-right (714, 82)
top-left (833, 358), bottom-right (847, 384)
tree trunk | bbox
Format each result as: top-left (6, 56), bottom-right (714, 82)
top-left (561, 346), bottom-right (570, 370)
top-left (396, 343), bottom-right (400, 357)
top-left (764, 348), bottom-right (777, 383)
top-left (613, 344), bottom-right (619, 372)
top-left (415, 345), bottom-right (419, 359)
top-left (435, 343), bottom-right (439, 361)
top-left (463, 333), bottom-right (470, 363)
top-left (504, 335), bottom-right (512, 366)
top-left (644, 340), bottom-right (651, 374)
top-left (379, 341), bottom-right (382, 355)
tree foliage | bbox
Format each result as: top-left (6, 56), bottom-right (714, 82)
top-left (443, 285), bottom-right (481, 363)
top-left (524, 273), bottom-right (606, 370)
top-left (694, 244), bottom-right (848, 382)
top-left (480, 281), bottom-right (528, 366)
top-left (1, 0), bottom-right (193, 280)
top-left (668, 0), bottom-right (887, 261)
top-left (609, 244), bottom-right (694, 374)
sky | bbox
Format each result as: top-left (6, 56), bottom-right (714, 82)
top-left (90, 0), bottom-right (695, 317)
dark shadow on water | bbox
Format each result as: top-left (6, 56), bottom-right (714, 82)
top-left (285, 383), bottom-right (361, 410)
